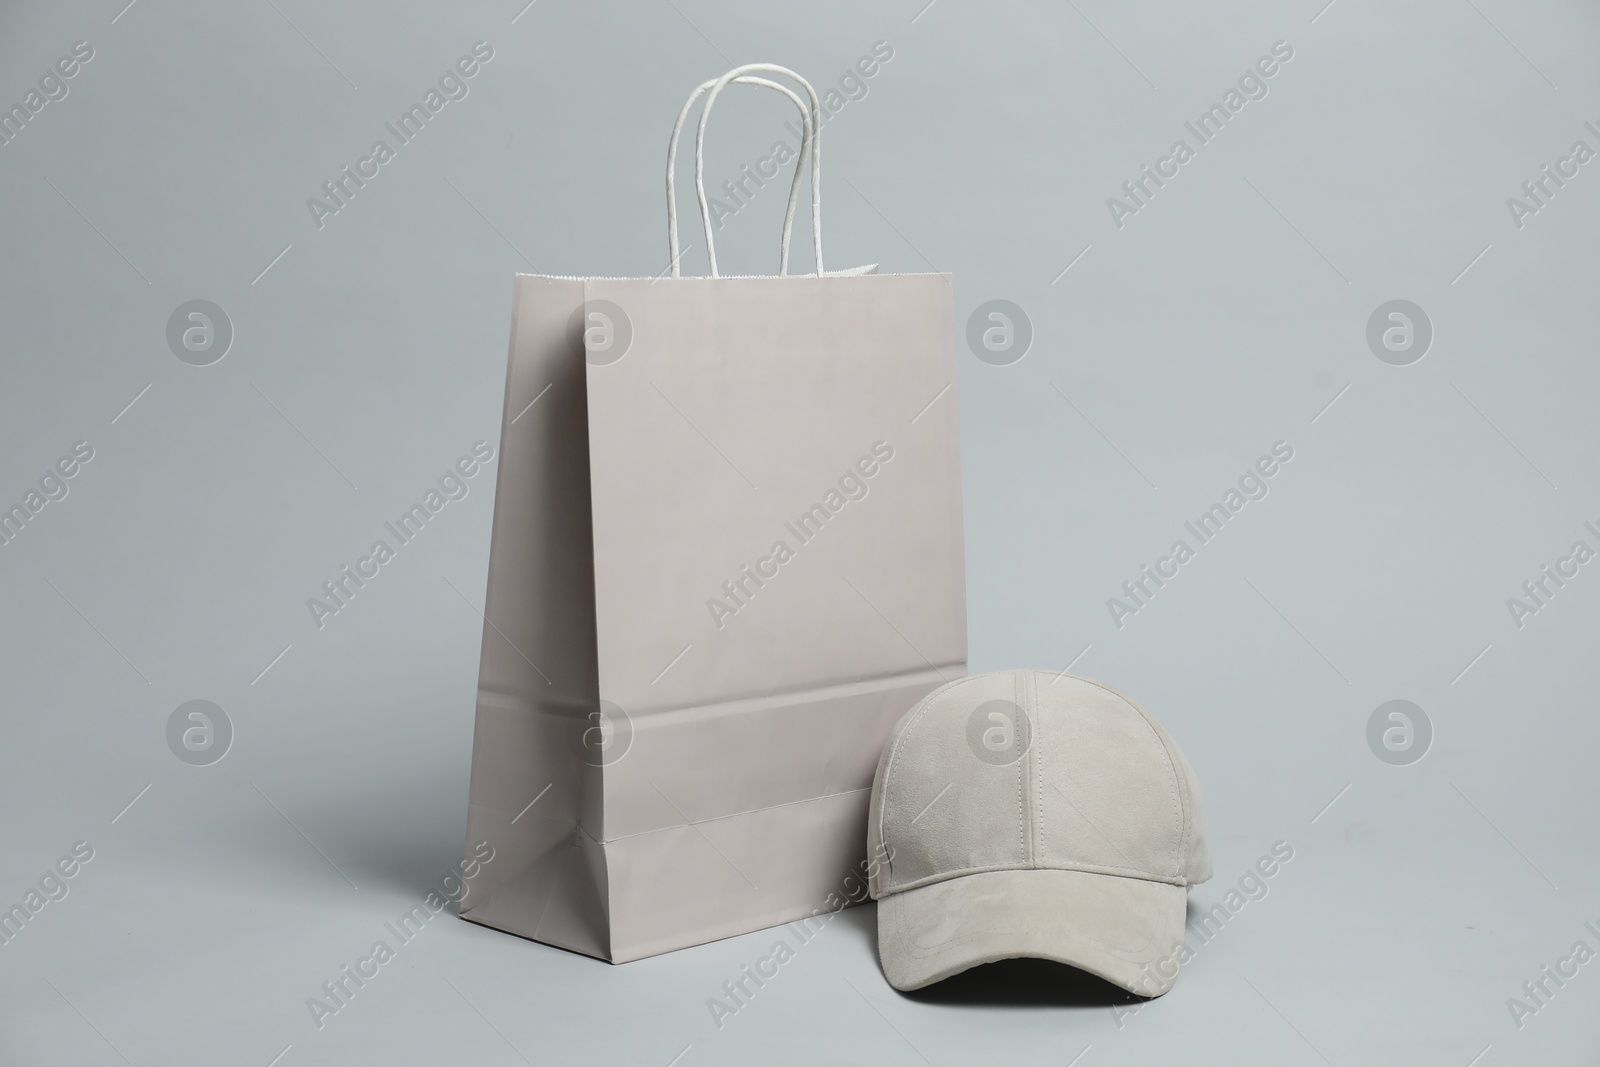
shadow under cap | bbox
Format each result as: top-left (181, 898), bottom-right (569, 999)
top-left (899, 955), bottom-right (1145, 1008)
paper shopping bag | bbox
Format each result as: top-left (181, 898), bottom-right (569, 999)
top-left (459, 64), bottom-right (966, 962)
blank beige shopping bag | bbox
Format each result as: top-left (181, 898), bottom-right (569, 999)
top-left (459, 64), bottom-right (966, 962)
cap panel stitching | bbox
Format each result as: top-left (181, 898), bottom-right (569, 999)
top-left (1028, 670), bottom-right (1185, 881)
top-left (1031, 670), bottom-right (1045, 867)
top-left (1014, 670), bottom-right (1026, 861)
top-left (879, 671), bottom-right (988, 889)
top-left (1154, 727), bottom-right (1193, 881)
top-left (883, 670), bottom-right (1191, 893)
top-left (880, 859), bottom-right (1189, 895)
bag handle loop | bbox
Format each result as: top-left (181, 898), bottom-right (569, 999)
top-left (666, 65), bottom-right (823, 278)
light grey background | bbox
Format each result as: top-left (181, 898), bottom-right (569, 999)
top-left (2, 0), bottom-right (1596, 1063)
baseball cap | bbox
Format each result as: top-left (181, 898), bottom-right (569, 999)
top-left (867, 669), bottom-right (1211, 995)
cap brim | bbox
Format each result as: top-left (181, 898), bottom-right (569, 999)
top-left (876, 868), bottom-right (1188, 996)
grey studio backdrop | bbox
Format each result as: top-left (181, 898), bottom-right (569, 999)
top-left (0, 0), bottom-right (1596, 1064)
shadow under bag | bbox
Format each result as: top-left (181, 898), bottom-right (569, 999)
top-left (459, 64), bottom-right (967, 962)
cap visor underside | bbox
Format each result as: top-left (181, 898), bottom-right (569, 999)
top-left (876, 867), bottom-right (1187, 996)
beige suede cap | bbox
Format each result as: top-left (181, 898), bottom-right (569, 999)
top-left (868, 669), bottom-right (1212, 995)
